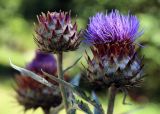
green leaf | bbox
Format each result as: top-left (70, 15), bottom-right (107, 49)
top-left (10, 59), bottom-right (53, 87)
top-left (69, 100), bottom-right (93, 114)
top-left (92, 91), bottom-right (102, 114)
top-left (67, 88), bottom-right (92, 114)
top-left (10, 60), bottom-right (104, 114)
top-left (42, 71), bottom-right (104, 114)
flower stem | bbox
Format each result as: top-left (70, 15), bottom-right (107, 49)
top-left (57, 52), bottom-right (69, 113)
top-left (107, 85), bottom-right (117, 114)
top-left (43, 108), bottom-right (50, 114)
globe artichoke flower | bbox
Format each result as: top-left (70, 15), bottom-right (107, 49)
top-left (34, 11), bottom-right (81, 53)
top-left (15, 51), bottom-right (62, 112)
top-left (84, 10), bottom-right (144, 89)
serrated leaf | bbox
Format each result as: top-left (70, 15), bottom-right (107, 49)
top-left (10, 60), bottom-right (104, 114)
top-left (68, 109), bottom-right (76, 114)
top-left (67, 88), bottom-right (76, 114)
top-left (10, 60), bottom-right (93, 114)
top-left (67, 91), bottom-right (92, 114)
top-left (92, 91), bottom-right (102, 114)
top-left (71, 100), bottom-right (93, 114)
top-left (42, 71), bottom-right (104, 114)
top-left (10, 59), bottom-right (53, 87)
top-left (67, 87), bottom-right (92, 114)
top-left (73, 86), bottom-right (104, 114)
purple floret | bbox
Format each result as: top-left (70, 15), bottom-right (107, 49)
top-left (84, 10), bottom-right (142, 44)
top-left (26, 51), bottom-right (57, 74)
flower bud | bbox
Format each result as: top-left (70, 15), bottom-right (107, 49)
top-left (34, 11), bottom-right (81, 53)
top-left (15, 51), bottom-right (61, 111)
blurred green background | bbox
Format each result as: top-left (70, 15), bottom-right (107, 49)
top-left (0, 0), bottom-right (160, 114)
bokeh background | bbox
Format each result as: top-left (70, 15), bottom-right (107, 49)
top-left (0, 0), bottom-right (160, 114)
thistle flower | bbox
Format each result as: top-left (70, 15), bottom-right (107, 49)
top-left (34, 11), bottom-right (81, 53)
top-left (85, 10), bottom-right (142, 44)
top-left (15, 51), bottom-right (62, 112)
top-left (83, 10), bottom-right (144, 90)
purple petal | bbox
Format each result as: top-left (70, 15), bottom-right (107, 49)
top-left (84, 10), bottom-right (143, 44)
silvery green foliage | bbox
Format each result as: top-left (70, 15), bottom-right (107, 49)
top-left (67, 74), bottom-right (92, 114)
top-left (68, 93), bottom-right (92, 114)
top-left (92, 91), bottom-right (101, 114)
top-left (42, 71), bottom-right (104, 114)
top-left (10, 59), bottom-right (53, 87)
top-left (10, 61), bottom-right (104, 114)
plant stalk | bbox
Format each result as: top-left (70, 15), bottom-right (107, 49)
top-left (107, 85), bottom-right (117, 114)
top-left (43, 108), bottom-right (50, 114)
top-left (57, 52), bottom-right (69, 114)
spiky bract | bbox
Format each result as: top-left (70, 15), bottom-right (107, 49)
top-left (15, 52), bottom-right (62, 111)
top-left (83, 10), bottom-right (144, 90)
top-left (34, 11), bottom-right (81, 53)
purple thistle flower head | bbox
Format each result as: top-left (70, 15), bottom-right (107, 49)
top-left (26, 51), bottom-right (57, 75)
top-left (85, 10), bottom-right (142, 44)
top-left (83, 10), bottom-right (144, 92)
top-left (15, 51), bottom-right (63, 111)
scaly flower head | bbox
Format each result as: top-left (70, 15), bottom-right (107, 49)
top-left (83, 10), bottom-right (144, 90)
top-left (34, 11), bottom-right (81, 53)
top-left (15, 51), bottom-right (61, 111)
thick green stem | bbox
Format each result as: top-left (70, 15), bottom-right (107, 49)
top-left (57, 52), bottom-right (69, 114)
top-left (107, 85), bottom-right (117, 114)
